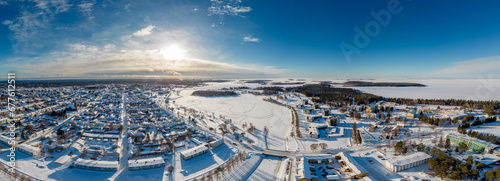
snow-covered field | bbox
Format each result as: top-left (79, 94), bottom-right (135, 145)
top-left (172, 86), bottom-right (292, 151)
top-left (247, 156), bottom-right (281, 181)
top-left (175, 144), bottom-right (236, 180)
top-left (469, 121), bottom-right (500, 137)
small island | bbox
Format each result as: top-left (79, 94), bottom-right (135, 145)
top-left (342, 81), bottom-right (426, 87)
top-left (244, 80), bottom-right (271, 84)
top-left (191, 90), bottom-right (238, 97)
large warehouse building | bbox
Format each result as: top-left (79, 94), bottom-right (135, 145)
top-left (385, 152), bottom-right (431, 172)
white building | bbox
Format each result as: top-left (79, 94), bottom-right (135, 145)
top-left (0, 135), bottom-right (15, 147)
top-left (55, 155), bottom-right (72, 165)
top-left (308, 126), bottom-right (319, 138)
top-left (307, 115), bottom-right (322, 122)
top-left (385, 152), bottom-right (431, 172)
top-left (338, 152), bottom-right (368, 177)
top-left (180, 144), bottom-right (209, 160)
top-left (209, 138), bottom-right (224, 148)
top-left (326, 127), bottom-right (344, 138)
top-left (17, 144), bottom-right (41, 156)
top-left (128, 157), bottom-right (166, 170)
top-left (70, 139), bottom-right (85, 153)
top-left (295, 157), bottom-right (317, 181)
top-left (73, 158), bottom-right (119, 171)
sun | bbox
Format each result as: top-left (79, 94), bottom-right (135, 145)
top-left (160, 44), bottom-right (187, 60)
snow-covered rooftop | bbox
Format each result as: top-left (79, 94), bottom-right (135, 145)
top-left (128, 157), bottom-right (165, 168)
top-left (74, 158), bottom-right (118, 169)
top-left (386, 152), bottom-right (431, 167)
top-left (179, 144), bottom-right (209, 158)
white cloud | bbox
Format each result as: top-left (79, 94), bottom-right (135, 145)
top-left (2, 20), bottom-right (12, 25)
top-left (0, 0), bottom-right (8, 5)
top-left (33, 0), bottom-right (72, 14)
top-left (78, 1), bottom-right (96, 17)
top-left (124, 3), bottom-right (131, 12)
top-left (2, 0), bottom-right (73, 52)
top-left (208, 0), bottom-right (251, 16)
top-left (7, 43), bottom-right (286, 79)
top-left (133, 25), bottom-right (155, 37)
top-left (243, 35), bottom-right (260, 43)
top-left (431, 56), bottom-right (500, 77)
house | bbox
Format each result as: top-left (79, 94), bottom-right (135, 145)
top-left (326, 127), bottom-right (344, 138)
top-left (303, 109), bottom-right (313, 114)
top-left (321, 109), bottom-right (330, 116)
top-left (307, 115), bottom-right (322, 122)
top-left (295, 157), bottom-right (317, 181)
top-left (209, 138), bottom-right (224, 148)
top-left (406, 109), bottom-right (417, 119)
top-left (366, 105), bottom-right (377, 113)
top-left (70, 139), bottom-right (85, 153)
top-left (326, 116), bottom-right (339, 126)
top-left (308, 126), bottom-right (319, 138)
top-left (55, 155), bottom-right (72, 165)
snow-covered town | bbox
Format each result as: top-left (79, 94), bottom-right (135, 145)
top-left (0, 79), bottom-right (499, 181)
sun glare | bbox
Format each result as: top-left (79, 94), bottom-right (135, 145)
top-left (160, 44), bottom-right (187, 60)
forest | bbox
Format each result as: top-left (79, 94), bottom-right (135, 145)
top-left (191, 90), bottom-right (238, 97)
top-left (289, 84), bottom-right (383, 105)
top-left (342, 81), bottom-right (426, 87)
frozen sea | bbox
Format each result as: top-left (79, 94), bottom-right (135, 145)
top-left (341, 79), bottom-right (500, 101)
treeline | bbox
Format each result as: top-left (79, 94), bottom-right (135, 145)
top-left (457, 116), bottom-right (500, 145)
top-left (191, 90), bottom-right (238, 97)
top-left (343, 81), bottom-right (426, 87)
top-left (291, 108), bottom-right (301, 137)
top-left (49, 110), bottom-right (67, 118)
top-left (466, 130), bottom-right (500, 145)
top-left (270, 82), bottom-right (305, 85)
top-left (457, 115), bottom-right (478, 133)
top-left (244, 80), bottom-right (270, 84)
top-left (254, 86), bottom-right (284, 95)
top-left (222, 86), bottom-right (250, 90)
top-left (289, 84), bottom-right (383, 105)
top-left (471, 116), bottom-right (497, 126)
top-left (352, 123), bottom-right (362, 144)
top-left (417, 113), bottom-right (453, 126)
top-left (386, 98), bottom-right (500, 112)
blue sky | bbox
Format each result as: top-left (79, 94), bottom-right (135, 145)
top-left (1, 0), bottom-right (500, 79)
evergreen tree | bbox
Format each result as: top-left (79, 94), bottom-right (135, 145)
top-left (357, 130), bottom-right (362, 144)
top-left (438, 136), bottom-right (444, 148)
top-left (444, 138), bottom-right (451, 149)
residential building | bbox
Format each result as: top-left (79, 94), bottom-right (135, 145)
top-left (180, 144), bottom-right (209, 160)
top-left (128, 157), bottom-right (166, 171)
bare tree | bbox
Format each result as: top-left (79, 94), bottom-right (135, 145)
top-left (319, 143), bottom-right (328, 150)
top-left (310, 143), bottom-right (319, 151)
